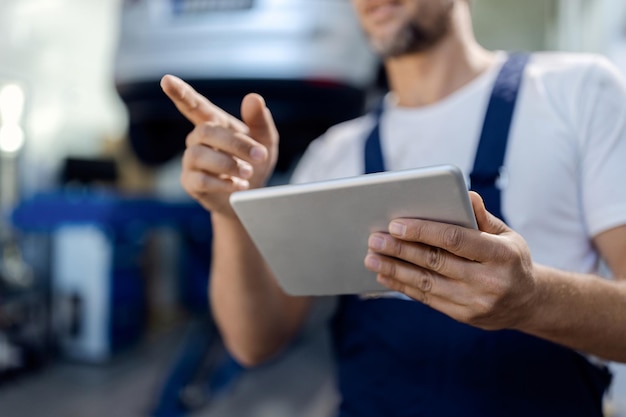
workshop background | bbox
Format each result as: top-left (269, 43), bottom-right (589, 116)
top-left (0, 1), bottom-right (625, 416)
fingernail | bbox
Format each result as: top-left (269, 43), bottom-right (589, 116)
top-left (239, 162), bottom-right (253, 179)
top-left (368, 235), bottom-right (385, 250)
top-left (233, 178), bottom-right (249, 190)
top-left (365, 255), bottom-right (380, 271)
top-left (389, 222), bottom-right (406, 237)
top-left (377, 275), bottom-right (391, 286)
top-left (250, 146), bottom-right (266, 162)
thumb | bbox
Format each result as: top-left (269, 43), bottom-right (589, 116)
top-left (469, 191), bottom-right (510, 235)
top-left (241, 93), bottom-right (279, 149)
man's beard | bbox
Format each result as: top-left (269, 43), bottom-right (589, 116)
top-left (369, 4), bottom-right (453, 58)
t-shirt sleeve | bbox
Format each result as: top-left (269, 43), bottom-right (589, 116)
top-left (578, 56), bottom-right (626, 236)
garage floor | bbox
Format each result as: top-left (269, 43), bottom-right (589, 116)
top-left (0, 300), bottom-right (339, 417)
top-left (1, 304), bottom-right (625, 417)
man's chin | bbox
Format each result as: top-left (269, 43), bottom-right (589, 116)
top-left (372, 22), bottom-right (448, 59)
top-left (368, 28), bottom-right (407, 56)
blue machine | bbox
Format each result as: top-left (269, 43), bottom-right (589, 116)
top-left (11, 191), bottom-right (213, 360)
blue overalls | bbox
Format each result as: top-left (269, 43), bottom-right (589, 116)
top-left (331, 54), bottom-right (612, 417)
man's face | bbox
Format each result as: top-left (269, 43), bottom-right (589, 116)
top-left (351, 0), bottom-right (456, 58)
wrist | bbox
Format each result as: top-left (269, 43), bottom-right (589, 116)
top-left (512, 262), bottom-right (547, 333)
top-left (512, 262), bottom-right (568, 338)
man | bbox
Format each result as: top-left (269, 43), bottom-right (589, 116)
top-left (161, 0), bottom-right (626, 415)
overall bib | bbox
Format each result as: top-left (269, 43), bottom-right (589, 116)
top-left (332, 54), bottom-right (612, 417)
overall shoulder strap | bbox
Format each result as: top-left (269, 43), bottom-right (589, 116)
top-left (363, 100), bottom-right (386, 175)
top-left (363, 53), bottom-right (530, 219)
top-left (469, 52), bottom-right (530, 221)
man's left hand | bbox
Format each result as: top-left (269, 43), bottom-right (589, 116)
top-left (365, 191), bottom-right (538, 331)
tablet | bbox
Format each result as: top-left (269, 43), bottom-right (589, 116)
top-left (229, 164), bottom-right (477, 296)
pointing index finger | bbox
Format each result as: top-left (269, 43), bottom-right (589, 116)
top-left (160, 74), bottom-right (249, 133)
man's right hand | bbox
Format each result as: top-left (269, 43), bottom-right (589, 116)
top-left (160, 74), bottom-right (279, 216)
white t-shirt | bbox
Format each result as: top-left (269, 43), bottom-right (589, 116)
top-left (291, 52), bottom-right (626, 276)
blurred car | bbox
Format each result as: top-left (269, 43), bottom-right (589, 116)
top-left (114, 0), bottom-right (380, 171)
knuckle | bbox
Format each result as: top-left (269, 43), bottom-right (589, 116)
top-left (442, 226), bottom-right (464, 251)
top-left (385, 278), bottom-right (402, 293)
top-left (411, 222), bottom-right (426, 242)
top-left (233, 134), bottom-right (255, 157)
top-left (416, 273), bottom-right (433, 293)
top-left (182, 87), bottom-right (198, 109)
top-left (188, 145), bottom-right (202, 162)
top-left (392, 239), bottom-right (407, 258)
top-left (215, 154), bottom-right (237, 174)
top-left (184, 145), bottom-right (205, 167)
top-left (185, 123), bottom-right (203, 146)
top-left (188, 173), bottom-right (209, 193)
top-left (487, 275), bottom-right (507, 297)
top-left (198, 173), bottom-right (214, 191)
top-left (181, 176), bottom-right (202, 199)
top-left (480, 298), bottom-right (496, 316)
top-left (493, 244), bottom-right (513, 263)
top-left (382, 260), bottom-right (398, 278)
top-left (186, 123), bottom-right (213, 147)
top-left (495, 240), bottom-right (527, 267)
top-left (459, 310), bottom-right (478, 326)
top-left (200, 122), bottom-right (218, 138)
top-left (472, 297), bottom-right (496, 321)
top-left (459, 310), bottom-right (481, 327)
top-left (425, 247), bottom-right (445, 272)
top-left (182, 170), bottom-right (212, 195)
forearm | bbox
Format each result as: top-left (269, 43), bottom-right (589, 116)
top-left (517, 264), bottom-right (626, 362)
top-left (209, 212), bottom-right (312, 367)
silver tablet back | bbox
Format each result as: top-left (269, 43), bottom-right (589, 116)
top-left (229, 164), bottom-right (477, 296)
